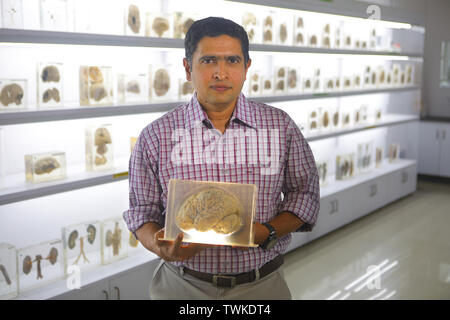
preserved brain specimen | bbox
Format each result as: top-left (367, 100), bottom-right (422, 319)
top-left (90, 83), bottom-right (107, 102)
top-left (88, 67), bottom-right (103, 83)
top-left (41, 66), bottom-right (60, 82)
top-left (34, 157), bottom-right (60, 175)
top-left (128, 5), bottom-right (141, 34)
top-left (176, 188), bottom-right (244, 234)
top-left (126, 80), bottom-right (140, 94)
top-left (152, 17), bottom-right (169, 37)
top-left (0, 83), bottom-right (24, 106)
top-left (94, 127), bottom-right (112, 166)
top-left (47, 247), bottom-right (58, 265)
top-left (182, 81), bottom-right (194, 95)
top-left (264, 80), bottom-right (272, 90)
top-left (42, 88), bottom-right (60, 103)
top-left (153, 69), bottom-right (170, 96)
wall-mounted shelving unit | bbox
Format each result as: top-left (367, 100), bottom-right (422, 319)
top-left (0, 0), bottom-right (424, 300)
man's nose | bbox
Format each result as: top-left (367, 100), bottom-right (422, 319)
top-left (213, 61), bottom-right (227, 80)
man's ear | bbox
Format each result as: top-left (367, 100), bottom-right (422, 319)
top-left (244, 58), bottom-right (252, 81)
top-left (183, 58), bottom-right (192, 81)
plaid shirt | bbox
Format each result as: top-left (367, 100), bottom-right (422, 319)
top-left (123, 92), bottom-right (320, 274)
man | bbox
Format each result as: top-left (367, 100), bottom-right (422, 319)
top-left (123, 17), bottom-right (320, 300)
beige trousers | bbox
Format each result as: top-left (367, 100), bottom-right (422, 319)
top-left (149, 260), bottom-right (292, 300)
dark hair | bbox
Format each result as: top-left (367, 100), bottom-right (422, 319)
top-left (184, 17), bottom-right (250, 67)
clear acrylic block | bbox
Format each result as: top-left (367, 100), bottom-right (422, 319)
top-left (389, 144), bottom-right (400, 163)
top-left (247, 70), bottom-right (262, 97)
top-left (101, 218), bottom-right (128, 265)
top-left (357, 141), bottom-right (373, 173)
top-left (17, 239), bottom-right (63, 293)
top-left (149, 65), bottom-right (177, 101)
top-left (316, 160), bottom-right (329, 187)
top-left (242, 12), bottom-right (261, 44)
top-left (178, 79), bottom-right (195, 101)
top-left (274, 67), bottom-right (288, 95)
top-left (261, 75), bottom-right (274, 96)
top-left (25, 151), bottom-right (67, 183)
top-left (145, 12), bottom-right (173, 38)
top-left (0, 243), bottom-right (18, 300)
top-left (262, 12), bottom-right (274, 44)
top-left (174, 12), bottom-right (197, 39)
top-left (117, 73), bottom-right (148, 104)
top-left (37, 62), bottom-right (63, 108)
top-left (85, 123), bottom-right (114, 172)
top-left (336, 153), bottom-right (355, 180)
top-left (288, 67), bottom-right (302, 94)
top-left (62, 221), bottom-right (101, 274)
top-left (39, 0), bottom-right (68, 32)
top-left (1, 0), bottom-right (23, 29)
top-left (162, 179), bottom-right (258, 247)
top-left (79, 66), bottom-right (113, 106)
top-left (0, 79), bottom-right (26, 111)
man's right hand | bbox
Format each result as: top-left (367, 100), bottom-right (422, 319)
top-left (135, 222), bottom-right (212, 262)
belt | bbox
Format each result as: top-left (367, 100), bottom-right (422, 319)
top-left (180, 255), bottom-right (284, 289)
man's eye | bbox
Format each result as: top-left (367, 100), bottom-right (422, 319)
top-left (229, 58), bottom-right (240, 64)
top-left (203, 58), bottom-right (213, 64)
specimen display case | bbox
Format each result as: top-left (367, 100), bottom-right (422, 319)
top-left (173, 12), bottom-right (197, 39)
top-left (39, 0), bottom-right (67, 32)
top-left (37, 62), bottom-right (63, 108)
top-left (79, 66), bottom-right (113, 106)
top-left (242, 12), bottom-right (261, 44)
top-left (100, 217), bottom-right (128, 265)
top-left (316, 160), bottom-right (329, 187)
top-left (117, 73), bottom-right (148, 104)
top-left (162, 179), bottom-right (258, 247)
top-left (336, 153), bottom-right (355, 180)
top-left (0, 243), bottom-right (17, 300)
top-left (17, 239), bottom-right (63, 292)
top-left (0, 79), bottom-right (26, 111)
top-left (145, 12), bottom-right (174, 38)
top-left (357, 141), bottom-right (374, 173)
top-left (149, 65), bottom-right (177, 101)
top-left (248, 70), bottom-right (262, 96)
top-left (1, 0), bottom-right (23, 29)
top-left (389, 143), bottom-right (401, 163)
top-left (125, 3), bottom-right (144, 36)
top-left (62, 221), bottom-right (101, 274)
top-left (24, 151), bottom-right (67, 183)
top-left (85, 123), bottom-right (114, 172)
top-left (178, 79), bottom-right (195, 101)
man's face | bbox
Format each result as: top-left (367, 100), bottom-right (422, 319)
top-left (183, 34), bottom-right (251, 111)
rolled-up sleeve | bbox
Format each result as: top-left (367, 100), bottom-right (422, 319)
top-left (123, 126), bottom-right (165, 235)
top-left (280, 117), bottom-right (320, 232)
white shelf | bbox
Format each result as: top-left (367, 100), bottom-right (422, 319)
top-left (0, 28), bottom-right (423, 58)
top-left (0, 158), bottom-right (129, 206)
top-left (320, 158), bottom-right (416, 198)
top-left (15, 251), bottom-right (158, 300)
top-left (0, 86), bottom-right (420, 126)
top-left (304, 114), bottom-right (419, 142)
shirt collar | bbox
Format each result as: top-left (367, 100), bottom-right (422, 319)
top-left (185, 92), bottom-right (257, 131)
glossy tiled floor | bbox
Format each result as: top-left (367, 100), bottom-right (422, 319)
top-left (282, 177), bottom-right (450, 300)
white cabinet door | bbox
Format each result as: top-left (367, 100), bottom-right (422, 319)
top-left (439, 124), bottom-right (450, 177)
top-left (418, 122), bottom-right (441, 175)
top-left (286, 232), bottom-right (310, 253)
top-left (309, 190), bottom-right (353, 241)
top-left (109, 260), bottom-right (160, 300)
top-left (51, 279), bottom-right (110, 300)
top-left (401, 164), bottom-right (417, 196)
top-left (351, 176), bottom-right (387, 220)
